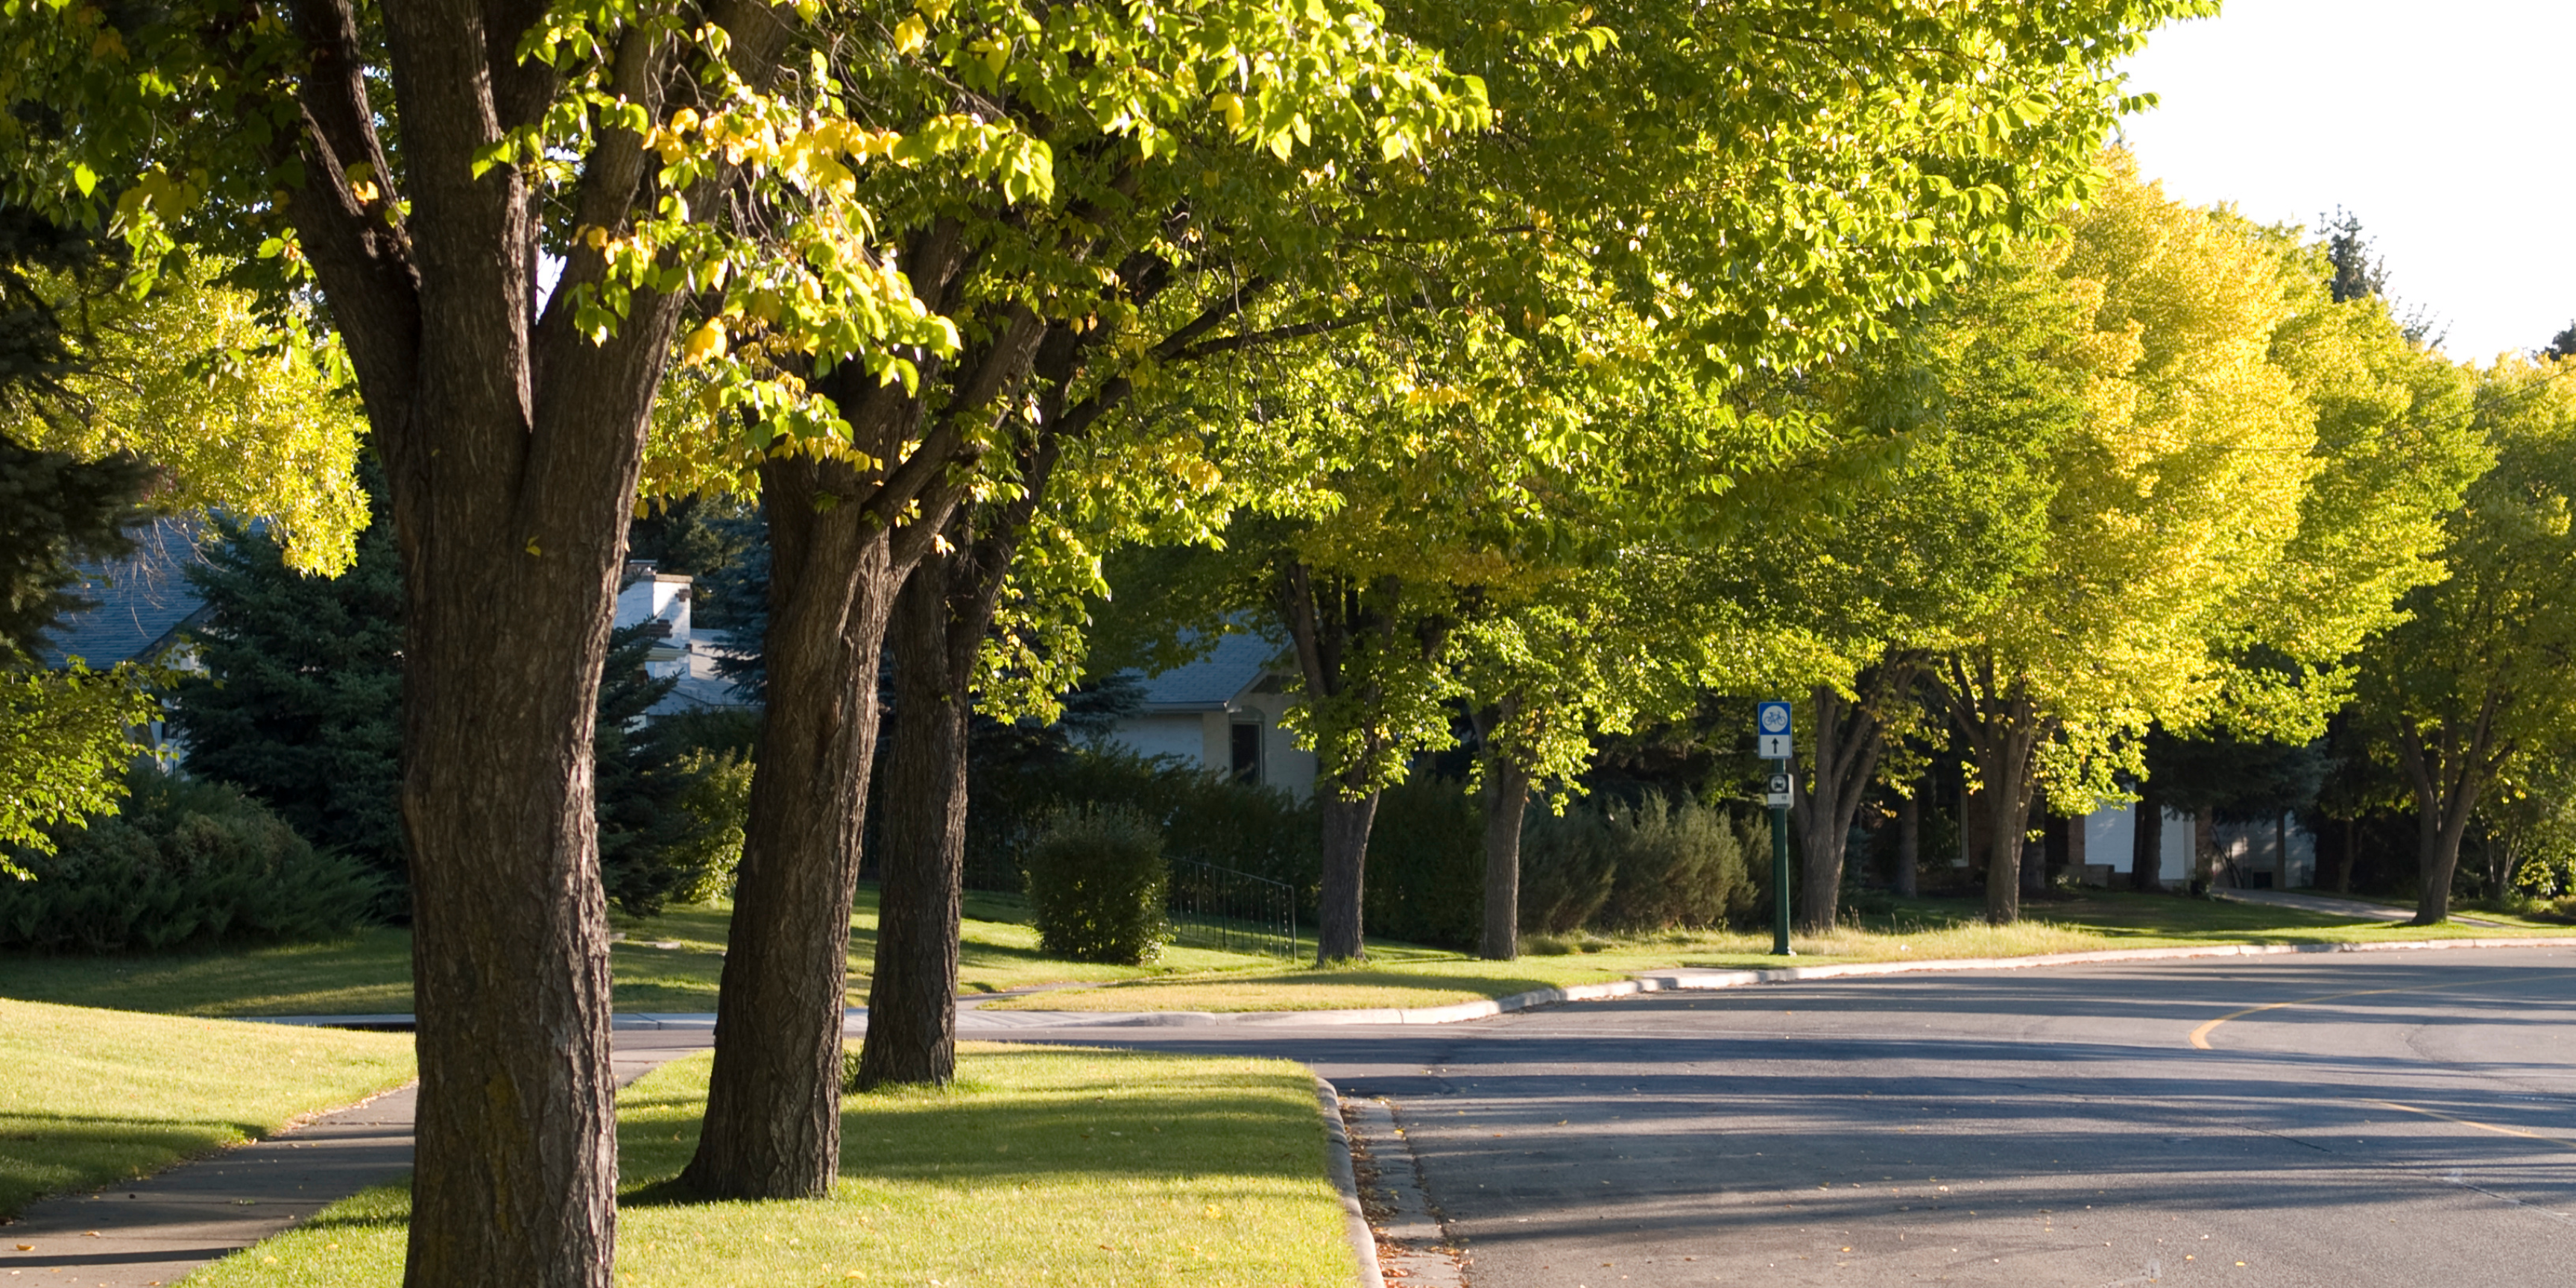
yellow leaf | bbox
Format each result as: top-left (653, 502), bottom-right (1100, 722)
top-left (894, 13), bottom-right (929, 54)
top-left (681, 320), bottom-right (729, 366)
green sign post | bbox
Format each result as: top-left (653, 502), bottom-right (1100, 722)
top-left (1757, 701), bottom-right (1794, 956)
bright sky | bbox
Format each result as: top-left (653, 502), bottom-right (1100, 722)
top-left (2115, 0), bottom-right (2575, 363)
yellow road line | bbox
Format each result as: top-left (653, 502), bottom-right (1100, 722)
top-left (2186, 973), bottom-right (2536, 1051)
top-left (2365, 1099), bottom-right (2576, 1152)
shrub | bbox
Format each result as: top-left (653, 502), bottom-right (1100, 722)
top-left (1361, 776), bottom-right (1483, 950)
top-left (1518, 807), bottom-right (1617, 935)
top-left (663, 748), bottom-right (754, 905)
top-left (1595, 793), bottom-right (1759, 932)
top-left (0, 767), bottom-right (386, 953)
top-left (1022, 805), bottom-right (1168, 964)
top-left (969, 746), bottom-right (1316, 903)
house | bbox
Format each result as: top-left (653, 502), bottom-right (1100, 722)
top-left (613, 561), bottom-right (748, 716)
top-left (38, 519), bottom-right (210, 675)
top-left (37, 536), bottom-right (746, 724)
top-left (2075, 800), bottom-right (2317, 889)
top-left (1088, 631), bottom-right (1319, 798)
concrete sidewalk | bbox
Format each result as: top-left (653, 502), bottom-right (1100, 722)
top-left (0, 1030), bottom-right (712, 1287)
top-left (2212, 886), bottom-right (2510, 926)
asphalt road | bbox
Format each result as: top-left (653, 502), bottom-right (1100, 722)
top-left (1057, 946), bottom-right (2576, 1288)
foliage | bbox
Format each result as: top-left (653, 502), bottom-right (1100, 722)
top-left (665, 748), bottom-right (753, 906)
top-left (0, 661), bottom-right (158, 869)
top-left (1515, 792), bottom-right (1758, 935)
top-left (1593, 794), bottom-right (1763, 932)
top-left (0, 765), bottom-right (385, 953)
top-left (1020, 805), bottom-right (1169, 965)
top-left (2354, 356), bottom-right (2576, 915)
top-left (1517, 807), bottom-right (1620, 936)
top-left (967, 739), bottom-right (1316, 899)
top-left (1, 258), bottom-right (367, 574)
top-left (1360, 776), bottom-right (1483, 950)
top-left (596, 622), bottom-right (744, 917)
top-left (167, 490), bottom-right (405, 878)
top-left (0, 430), bottom-right (148, 660)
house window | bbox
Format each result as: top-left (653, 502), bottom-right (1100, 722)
top-left (1229, 720), bottom-right (1263, 785)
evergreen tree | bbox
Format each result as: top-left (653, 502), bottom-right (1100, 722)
top-left (2545, 322), bottom-right (2575, 362)
top-left (593, 619), bottom-right (728, 917)
top-left (175, 479), bottom-right (739, 911)
top-left (166, 473), bottom-right (405, 878)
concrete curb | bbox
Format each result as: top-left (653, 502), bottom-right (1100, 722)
top-left (1003, 932), bottom-right (2576, 1029)
top-left (247, 934), bottom-right (2576, 1035)
top-left (1312, 1077), bottom-right (1384, 1288)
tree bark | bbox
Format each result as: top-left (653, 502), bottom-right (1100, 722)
top-left (855, 418), bottom-right (1065, 1090)
top-left (857, 549), bottom-right (975, 1089)
top-left (1479, 746), bottom-right (1532, 961)
top-left (2392, 693), bottom-right (2507, 925)
top-left (1940, 654), bottom-right (2048, 926)
top-left (2130, 783), bottom-right (2165, 892)
top-left (277, 5), bottom-right (795, 1281)
top-left (2338, 816), bottom-right (2357, 894)
top-left (683, 453), bottom-right (914, 1199)
top-left (1894, 780), bottom-right (1919, 897)
top-left (1315, 789), bottom-right (1379, 960)
top-left (1790, 665), bottom-right (1913, 933)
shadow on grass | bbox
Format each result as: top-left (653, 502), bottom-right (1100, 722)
top-left (0, 1114), bottom-right (266, 1219)
top-left (614, 1048), bottom-right (1323, 1211)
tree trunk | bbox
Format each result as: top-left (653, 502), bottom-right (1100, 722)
top-left (2019, 799), bottom-right (2048, 895)
top-left (1277, 563), bottom-right (1418, 965)
top-left (684, 453), bottom-right (914, 1199)
top-left (2338, 816), bottom-right (2357, 893)
top-left (1480, 752), bottom-right (1532, 960)
top-left (1942, 655), bottom-right (2046, 926)
top-left (1894, 782), bottom-right (1919, 897)
top-left (2130, 784), bottom-right (2165, 892)
top-left (682, 247), bottom-right (1049, 1190)
top-left (1317, 786), bottom-right (1379, 961)
top-left (396, 458), bottom-right (638, 1288)
top-left (1790, 668), bottom-right (1911, 933)
top-left (856, 555), bottom-right (974, 1089)
top-left (2391, 705), bottom-right (2504, 926)
top-left (283, 4), bottom-right (778, 1279)
top-left (856, 421), bottom-right (1062, 1090)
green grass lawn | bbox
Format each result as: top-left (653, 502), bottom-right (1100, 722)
top-left (0, 999), bottom-right (415, 1220)
top-left (980, 888), bottom-right (2576, 1014)
top-left (183, 1044), bottom-right (1354, 1288)
top-left (0, 887), bottom-right (1279, 1017)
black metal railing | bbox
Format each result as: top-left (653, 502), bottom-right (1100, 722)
top-left (1165, 858), bottom-right (1299, 959)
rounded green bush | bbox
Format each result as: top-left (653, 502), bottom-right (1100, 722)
top-left (0, 766), bottom-right (386, 953)
top-left (1022, 805), bottom-right (1168, 964)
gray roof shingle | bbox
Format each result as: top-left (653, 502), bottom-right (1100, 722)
top-left (1134, 631), bottom-right (1282, 710)
top-left (39, 518), bottom-right (209, 669)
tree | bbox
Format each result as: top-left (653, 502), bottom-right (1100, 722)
top-left (0, 207), bottom-right (157, 868)
top-left (4, 256), bottom-right (367, 573)
top-left (1815, 156), bottom-right (2472, 924)
top-left (2545, 322), bottom-right (2576, 362)
top-left (4, 3), bottom-right (979, 1275)
top-left (169, 477), bottom-right (405, 880)
top-left (660, 0), bottom-right (1480, 1194)
top-left (2355, 359), bottom-right (2576, 923)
